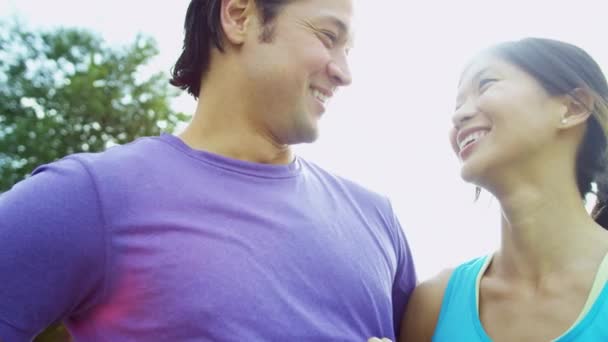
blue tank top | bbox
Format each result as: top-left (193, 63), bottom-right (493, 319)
top-left (433, 255), bottom-right (608, 341)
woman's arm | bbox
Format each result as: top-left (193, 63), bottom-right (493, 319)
top-left (399, 269), bottom-right (453, 342)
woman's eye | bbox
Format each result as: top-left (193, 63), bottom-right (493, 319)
top-left (479, 78), bottom-right (498, 92)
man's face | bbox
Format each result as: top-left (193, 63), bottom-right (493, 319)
top-left (240, 0), bottom-right (354, 145)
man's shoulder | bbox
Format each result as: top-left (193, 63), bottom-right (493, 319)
top-left (73, 135), bottom-right (167, 165)
top-left (26, 135), bottom-right (175, 198)
top-left (56, 135), bottom-right (178, 179)
top-left (299, 157), bottom-right (390, 207)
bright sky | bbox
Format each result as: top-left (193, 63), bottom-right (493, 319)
top-left (2, 0), bottom-right (608, 280)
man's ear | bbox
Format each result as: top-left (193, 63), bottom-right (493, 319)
top-left (220, 0), bottom-right (257, 46)
top-left (559, 88), bottom-right (594, 129)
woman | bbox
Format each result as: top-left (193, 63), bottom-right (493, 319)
top-left (401, 38), bottom-right (608, 341)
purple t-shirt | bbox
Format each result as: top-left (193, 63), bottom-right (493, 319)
top-left (0, 134), bottom-right (416, 341)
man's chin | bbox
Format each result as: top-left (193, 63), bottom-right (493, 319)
top-left (286, 127), bottom-right (319, 145)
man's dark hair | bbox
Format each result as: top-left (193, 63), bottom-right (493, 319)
top-left (170, 0), bottom-right (295, 98)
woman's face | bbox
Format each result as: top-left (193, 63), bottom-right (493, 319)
top-left (449, 55), bottom-right (568, 185)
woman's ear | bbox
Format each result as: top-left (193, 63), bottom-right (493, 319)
top-left (559, 88), bottom-right (594, 128)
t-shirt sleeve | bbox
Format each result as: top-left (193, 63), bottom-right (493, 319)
top-left (387, 201), bottom-right (417, 338)
top-left (0, 157), bottom-right (107, 340)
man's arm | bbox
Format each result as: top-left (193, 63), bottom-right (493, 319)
top-left (387, 204), bottom-right (418, 339)
top-left (0, 157), bottom-right (107, 340)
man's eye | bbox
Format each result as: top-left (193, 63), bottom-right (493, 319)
top-left (319, 30), bottom-right (337, 47)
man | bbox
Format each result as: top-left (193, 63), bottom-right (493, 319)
top-left (0, 0), bottom-right (416, 340)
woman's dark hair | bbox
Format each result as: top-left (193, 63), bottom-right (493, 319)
top-left (170, 0), bottom-right (294, 98)
top-left (488, 38), bottom-right (608, 228)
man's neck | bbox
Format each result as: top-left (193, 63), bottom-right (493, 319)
top-left (180, 55), bottom-right (295, 165)
top-left (178, 101), bottom-right (294, 165)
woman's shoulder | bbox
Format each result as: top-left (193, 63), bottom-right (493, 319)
top-left (400, 255), bottom-right (491, 341)
top-left (399, 268), bottom-right (455, 342)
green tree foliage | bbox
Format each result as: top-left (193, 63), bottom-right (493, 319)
top-left (0, 21), bottom-right (189, 192)
top-left (0, 21), bottom-right (190, 341)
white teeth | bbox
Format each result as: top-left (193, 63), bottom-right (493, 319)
top-left (312, 89), bottom-right (329, 103)
top-left (458, 130), bottom-right (489, 151)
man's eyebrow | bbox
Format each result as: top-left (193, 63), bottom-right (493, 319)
top-left (304, 15), bottom-right (354, 49)
top-left (315, 15), bottom-right (349, 35)
top-left (320, 15), bottom-right (356, 48)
